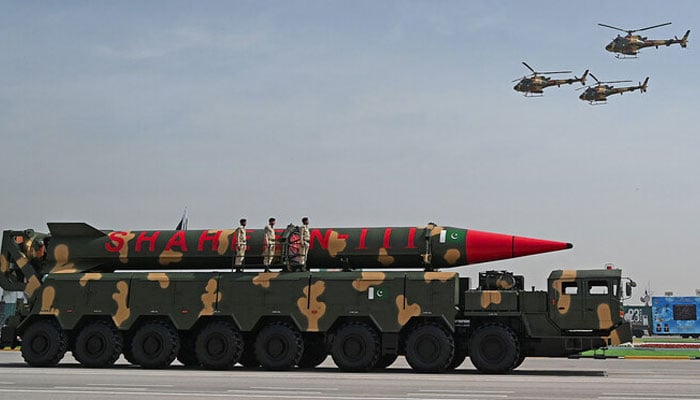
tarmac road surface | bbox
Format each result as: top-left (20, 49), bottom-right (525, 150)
top-left (1, 351), bottom-right (699, 400)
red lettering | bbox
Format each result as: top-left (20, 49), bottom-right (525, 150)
top-left (136, 231), bottom-right (160, 252)
top-left (383, 228), bottom-right (393, 249)
top-left (310, 229), bottom-right (328, 249)
top-left (105, 231), bottom-right (127, 252)
top-left (198, 230), bottom-right (222, 252)
top-left (164, 231), bottom-right (188, 252)
top-left (406, 227), bottom-right (417, 249)
top-left (310, 229), bottom-right (349, 250)
top-left (356, 228), bottom-right (368, 250)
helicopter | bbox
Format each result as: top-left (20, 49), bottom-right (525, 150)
top-left (577, 73), bottom-right (649, 105)
top-left (599, 22), bottom-right (690, 58)
top-left (513, 62), bottom-right (588, 96)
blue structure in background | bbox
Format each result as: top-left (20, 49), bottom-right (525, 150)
top-left (652, 296), bottom-right (700, 337)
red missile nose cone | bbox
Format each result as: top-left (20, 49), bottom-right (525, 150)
top-left (466, 230), bottom-right (572, 264)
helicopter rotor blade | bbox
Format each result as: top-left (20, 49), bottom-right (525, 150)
top-left (589, 73), bottom-right (600, 84)
top-left (538, 70), bottom-right (572, 75)
top-left (522, 62), bottom-right (536, 74)
top-left (598, 23), bottom-right (629, 34)
top-left (636, 22), bottom-right (672, 33)
top-left (600, 80), bottom-right (634, 84)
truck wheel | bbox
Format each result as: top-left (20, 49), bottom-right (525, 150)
top-left (447, 335), bottom-right (468, 370)
top-left (468, 323), bottom-right (520, 374)
top-left (73, 320), bottom-right (123, 368)
top-left (513, 354), bottom-right (526, 369)
top-left (374, 353), bottom-right (398, 369)
top-left (405, 323), bottom-right (454, 372)
top-left (195, 321), bottom-right (243, 370)
top-left (254, 321), bottom-right (303, 371)
top-left (177, 331), bottom-right (200, 367)
top-left (633, 329), bottom-right (644, 339)
top-left (21, 319), bottom-right (67, 367)
top-left (130, 320), bottom-right (180, 369)
top-left (331, 322), bottom-right (380, 372)
top-left (298, 334), bottom-right (327, 369)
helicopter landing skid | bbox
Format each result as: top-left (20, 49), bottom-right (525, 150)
top-left (523, 92), bottom-right (544, 97)
top-left (614, 54), bottom-right (638, 60)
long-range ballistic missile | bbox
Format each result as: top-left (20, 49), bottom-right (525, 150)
top-left (1, 222), bottom-right (572, 284)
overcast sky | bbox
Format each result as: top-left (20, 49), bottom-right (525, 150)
top-left (2, 1), bottom-right (698, 297)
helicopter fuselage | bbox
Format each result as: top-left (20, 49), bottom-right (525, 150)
top-left (605, 31), bottom-right (690, 56)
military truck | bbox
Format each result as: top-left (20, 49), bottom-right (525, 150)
top-left (0, 222), bottom-right (632, 373)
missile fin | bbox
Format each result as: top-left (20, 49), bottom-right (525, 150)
top-left (47, 222), bottom-right (108, 238)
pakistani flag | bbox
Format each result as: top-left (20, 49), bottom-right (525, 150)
top-left (439, 228), bottom-right (465, 244)
top-left (368, 287), bottom-right (387, 300)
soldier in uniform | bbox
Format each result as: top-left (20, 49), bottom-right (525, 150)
top-left (233, 218), bottom-right (247, 272)
top-left (299, 217), bottom-right (311, 268)
top-left (263, 217), bottom-right (276, 271)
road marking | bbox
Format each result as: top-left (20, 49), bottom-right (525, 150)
top-left (418, 389), bottom-right (514, 394)
top-left (86, 383), bottom-right (175, 388)
top-left (409, 394), bottom-right (507, 398)
top-left (250, 386), bottom-right (339, 391)
top-left (0, 388), bottom-right (504, 400)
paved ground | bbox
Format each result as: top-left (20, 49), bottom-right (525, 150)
top-left (1, 351), bottom-right (699, 399)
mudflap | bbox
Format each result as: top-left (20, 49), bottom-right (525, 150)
top-left (604, 322), bottom-right (633, 346)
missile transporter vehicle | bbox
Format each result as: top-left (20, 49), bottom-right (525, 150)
top-left (0, 222), bottom-right (632, 373)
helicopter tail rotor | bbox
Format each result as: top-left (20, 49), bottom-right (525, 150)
top-left (680, 30), bottom-right (691, 48)
top-left (578, 69), bottom-right (589, 85)
top-left (640, 77), bottom-right (649, 93)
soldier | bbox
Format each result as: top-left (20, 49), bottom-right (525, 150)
top-left (233, 218), bottom-right (247, 272)
top-left (263, 217), bottom-right (276, 271)
top-left (299, 217), bottom-right (310, 268)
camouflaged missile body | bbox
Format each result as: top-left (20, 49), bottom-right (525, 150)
top-left (0, 223), bottom-right (631, 374)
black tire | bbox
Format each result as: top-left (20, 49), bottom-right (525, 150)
top-left (331, 322), bottom-right (380, 372)
top-left (633, 329), bottom-right (644, 339)
top-left (254, 321), bottom-right (303, 371)
top-left (122, 337), bottom-right (138, 365)
top-left (298, 334), bottom-right (327, 369)
top-left (177, 331), bottom-right (200, 367)
top-left (513, 354), bottom-right (526, 369)
top-left (195, 321), bottom-right (244, 370)
top-left (130, 320), bottom-right (180, 369)
top-left (73, 320), bottom-right (123, 368)
top-left (468, 323), bottom-right (520, 374)
top-left (447, 333), bottom-right (468, 370)
top-left (405, 323), bottom-right (454, 372)
top-left (21, 319), bottom-right (67, 367)
top-left (374, 353), bottom-right (398, 369)
top-left (238, 334), bottom-right (259, 368)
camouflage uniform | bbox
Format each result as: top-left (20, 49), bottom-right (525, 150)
top-left (299, 217), bottom-right (310, 267)
top-left (233, 220), bottom-right (247, 271)
top-left (263, 219), bottom-right (276, 270)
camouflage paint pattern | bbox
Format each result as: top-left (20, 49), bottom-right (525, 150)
top-left (25, 271), bottom-right (459, 334)
top-left (578, 77), bottom-right (649, 104)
